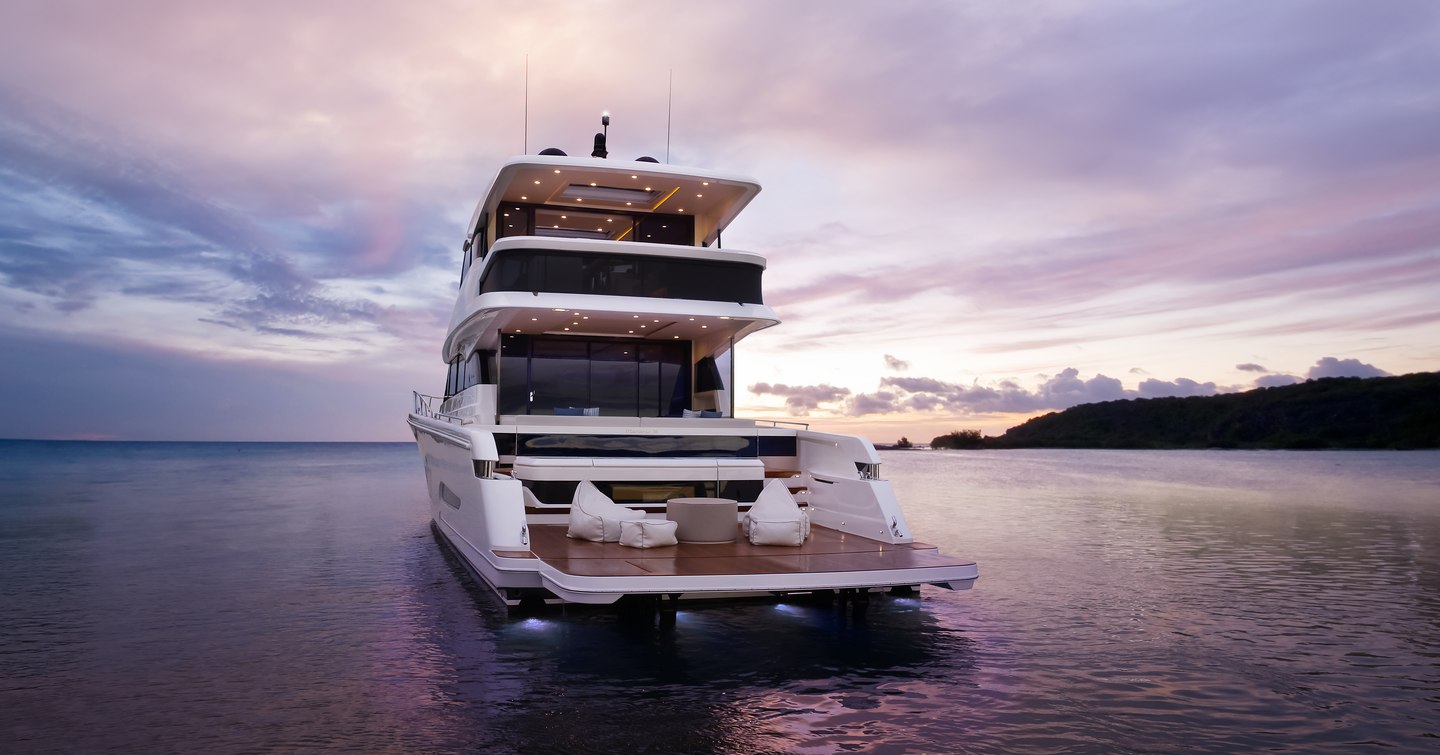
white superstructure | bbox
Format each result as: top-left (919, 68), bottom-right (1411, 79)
top-left (407, 125), bottom-right (977, 607)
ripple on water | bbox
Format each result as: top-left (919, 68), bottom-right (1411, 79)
top-left (2, 444), bottom-right (1439, 753)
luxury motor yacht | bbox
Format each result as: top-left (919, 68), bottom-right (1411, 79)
top-left (407, 120), bottom-right (977, 607)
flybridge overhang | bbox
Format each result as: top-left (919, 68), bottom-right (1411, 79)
top-left (466, 155), bottom-right (762, 250)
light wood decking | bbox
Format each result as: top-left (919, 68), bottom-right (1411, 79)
top-left (512, 523), bottom-right (976, 579)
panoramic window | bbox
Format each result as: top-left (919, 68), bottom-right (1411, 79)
top-left (495, 203), bottom-right (693, 247)
top-left (480, 249), bottom-right (763, 304)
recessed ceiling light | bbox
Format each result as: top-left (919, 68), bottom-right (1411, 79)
top-left (553, 169), bottom-right (561, 174)
top-left (561, 215), bottom-right (568, 219)
top-left (653, 319), bottom-right (659, 323)
top-left (688, 317), bottom-right (695, 321)
top-left (533, 180), bottom-right (541, 184)
top-left (572, 312), bottom-right (580, 315)
top-left (631, 175), bottom-right (637, 179)
top-left (554, 308), bottom-right (567, 312)
top-left (672, 336), bottom-right (679, 339)
top-left (582, 316), bottom-right (589, 320)
top-left (640, 325), bottom-right (646, 328)
top-left (702, 181), bottom-right (709, 186)
top-left (644, 187), bottom-right (652, 191)
top-left (520, 196), bottom-right (528, 200)
top-left (696, 194), bottom-right (703, 198)
top-left (563, 327), bottom-right (570, 331)
top-left (625, 202), bottom-right (632, 206)
top-left (632, 315), bottom-right (639, 318)
top-left (530, 317), bottom-right (538, 321)
top-left (589, 182), bottom-right (597, 186)
top-left (701, 325), bottom-right (708, 329)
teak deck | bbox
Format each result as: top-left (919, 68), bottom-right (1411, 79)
top-left (510, 523), bottom-right (976, 579)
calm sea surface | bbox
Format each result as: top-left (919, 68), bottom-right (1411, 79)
top-left (2, 441), bottom-right (1437, 753)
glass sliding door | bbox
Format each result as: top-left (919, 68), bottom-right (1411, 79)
top-left (497, 335), bottom-right (691, 417)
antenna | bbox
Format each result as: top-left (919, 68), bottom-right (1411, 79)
top-left (666, 69), bottom-right (673, 164)
top-left (523, 55), bottom-right (529, 154)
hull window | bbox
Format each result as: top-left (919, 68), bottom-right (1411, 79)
top-left (438, 482), bottom-right (463, 509)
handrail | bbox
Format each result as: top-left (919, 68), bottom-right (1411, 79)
top-left (412, 391), bottom-right (464, 425)
top-left (751, 418), bottom-right (810, 429)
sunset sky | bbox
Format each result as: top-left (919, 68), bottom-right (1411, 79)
top-left (2, 1), bottom-right (1437, 442)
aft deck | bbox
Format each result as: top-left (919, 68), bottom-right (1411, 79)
top-left (495, 523), bottom-right (978, 602)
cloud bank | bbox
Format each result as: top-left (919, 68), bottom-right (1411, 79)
top-left (749, 357), bottom-right (1393, 419)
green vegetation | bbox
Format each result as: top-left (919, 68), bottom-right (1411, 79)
top-left (931, 429), bottom-right (985, 449)
top-left (985, 373), bottom-right (1440, 450)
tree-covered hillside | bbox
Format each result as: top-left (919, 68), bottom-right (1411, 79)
top-left (987, 373), bottom-right (1440, 449)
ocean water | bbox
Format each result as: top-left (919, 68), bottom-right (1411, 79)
top-left (2, 441), bottom-right (1437, 754)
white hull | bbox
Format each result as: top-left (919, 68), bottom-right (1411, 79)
top-left (410, 413), bottom-right (978, 607)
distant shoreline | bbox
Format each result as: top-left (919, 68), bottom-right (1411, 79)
top-left (935, 373), bottom-right (1440, 451)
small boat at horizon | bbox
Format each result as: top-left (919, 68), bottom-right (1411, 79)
top-left (407, 118), bottom-right (977, 608)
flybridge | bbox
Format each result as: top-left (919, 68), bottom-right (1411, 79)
top-left (463, 116), bottom-right (762, 257)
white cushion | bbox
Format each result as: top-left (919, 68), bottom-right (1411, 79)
top-left (567, 481), bottom-right (646, 542)
top-left (619, 519), bottom-right (679, 549)
top-left (742, 479), bottom-right (810, 546)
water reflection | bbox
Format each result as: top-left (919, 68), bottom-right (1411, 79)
top-left (3, 444), bottom-right (1437, 753)
top-left (417, 530), bottom-right (980, 753)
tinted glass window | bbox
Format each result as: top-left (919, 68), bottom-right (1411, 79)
top-left (637, 215), bottom-right (693, 246)
top-left (590, 342), bottom-right (638, 416)
top-left (481, 254), bottom-right (530, 294)
top-left (543, 253), bottom-right (584, 294)
top-left (497, 206), bottom-right (530, 239)
top-left (530, 339), bottom-right (590, 413)
top-left (493, 335), bottom-right (691, 417)
top-left (498, 336), bottom-right (529, 414)
top-left (478, 249), bottom-right (762, 304)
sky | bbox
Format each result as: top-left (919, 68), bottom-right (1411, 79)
top-left (1, 0), bottom-right (1438, 442)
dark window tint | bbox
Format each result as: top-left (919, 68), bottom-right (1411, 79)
top-left (496, 335), bottom-right (690, 417)
top-left (479, 249), bottom-right (762, 304)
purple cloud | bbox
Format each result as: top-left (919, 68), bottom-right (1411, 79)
top-left (1137, 377), bottom-right (1217, 398)
top-left (1306, 357), bottom-right (1390, 379)
top-left (1236, 363), bottom-right (1268, 372)
top-left (1256, 374), bottom-right (1302, 388)
top-left (884, 354), bottom-right (910, 371)
top-left (749, 382), bottom-right (852, 415)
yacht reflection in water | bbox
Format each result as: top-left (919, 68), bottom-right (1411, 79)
top-left (416, 533), bottom-right (981, 752)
